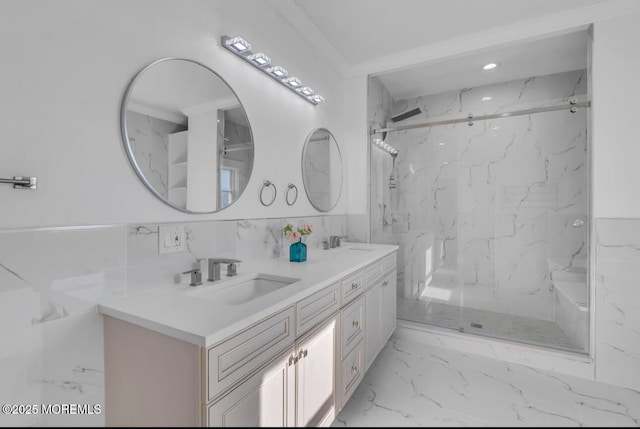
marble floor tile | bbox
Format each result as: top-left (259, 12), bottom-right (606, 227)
top-left (335, 336), bottom-right (640, 427)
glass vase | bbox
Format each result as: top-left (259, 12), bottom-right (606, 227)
top-left (289, 238), bottom-right (307, 262)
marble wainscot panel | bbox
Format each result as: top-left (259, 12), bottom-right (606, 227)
top-left (0, 225), bottom-right (127, 427)
top-left (126, 215), bottom-right (347, 291)
top-left (595, 218), bottom-right (640, 391)
top-left (335, 336), bottom-right (640, 426)
top-left (379, 70), bottom-right (588, 322)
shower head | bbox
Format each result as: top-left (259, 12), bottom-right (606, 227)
top-left (390, 107), bottom-right (422, 123)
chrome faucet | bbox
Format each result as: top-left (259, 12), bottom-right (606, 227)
top-left (329, 235), bottom-right (346, 248)
top-left (208, 258), bottom-right (242, 281)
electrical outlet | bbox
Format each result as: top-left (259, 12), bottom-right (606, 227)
top-left (158, 225), bottom-right (186, 254)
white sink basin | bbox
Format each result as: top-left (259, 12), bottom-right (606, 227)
top-left (187, 273), bottom-right (301, 306)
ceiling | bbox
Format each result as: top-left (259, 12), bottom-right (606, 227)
top-left (269, 0), bottom-right (604, 100)
top-left (376, 29), bottom-right (589, 100)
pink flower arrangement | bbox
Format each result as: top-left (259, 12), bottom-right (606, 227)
top-left (283, 223), bottom-right (313, 243)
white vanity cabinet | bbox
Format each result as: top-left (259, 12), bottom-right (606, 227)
top-left (102, 248), bottom-right (397, 427)
top-left (363, 254), bottom-right (397, 372)
top-left (208, 315), bottom-right (339, 427)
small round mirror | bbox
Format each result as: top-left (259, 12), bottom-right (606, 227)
top-left (121, 58), bottom-right (254, 213)
top-left (301, 128), bottom-right (343, 212)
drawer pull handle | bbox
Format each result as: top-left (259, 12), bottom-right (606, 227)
top-left (351, 365), bottom-right (358, 373)
top-left (299, 349), bottom-right (308, 360)
top-left (352, 320), bottom-right (359, 328)
top-left (351, 282), bottom-right (359, 290)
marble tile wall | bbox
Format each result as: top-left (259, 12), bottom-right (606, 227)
top-left (127, 110), bottom-right (186, 200)
top-left (221, 116), bottom-right (253, 200)
top-left (0, 214), bottom-right (345, 426)
top-left (371, 69), bottom-right (589, 323)
top-left (0, 225), bottom-right (127, 426)
top-left (595, 218), bottom-right (640, 391)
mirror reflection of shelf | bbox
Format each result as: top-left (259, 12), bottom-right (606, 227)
top-left (223, 142), bottom-right (252, 154)
top-left (168, 131), bottom-right (188, 207)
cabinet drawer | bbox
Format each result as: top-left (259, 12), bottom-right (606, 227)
top-left (364, 262), bottom-right (383, 286)
top-left (207, 347), bottom-right (295, 427)
top-left (340, 270), bottom-right (364, 305)
top-left (340, 341), bottom-right (364, 408)
top-left (296, 282), bottom-right (340, 337)
top-left (382, 253), bottom-right (396, 273)
top-left (207, 306), bottom-right (295, 401)
top-left (341, 296), bottom-right (364, 359)
top-left (364, 253), bottom-right (397, 287)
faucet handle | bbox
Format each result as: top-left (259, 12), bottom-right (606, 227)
top-left (181, 268), bottom-right (203, 287)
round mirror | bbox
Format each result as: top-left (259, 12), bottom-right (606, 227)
top-left (301, 128), bottom-right (343, 212)
top-left (121, 58), bottom-right (254, 213)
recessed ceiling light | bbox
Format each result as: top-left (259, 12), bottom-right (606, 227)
top-left (438, 142), bottom-right (445, 146)
top-left (482, 96), bottom-right (492, 101)
top-left (483, 62), bottom-right (498, 70)
top-left (492, 126), bottom-right (500, 130)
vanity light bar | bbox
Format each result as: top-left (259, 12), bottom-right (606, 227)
top-left (221, 35), bottom-right (324, 105)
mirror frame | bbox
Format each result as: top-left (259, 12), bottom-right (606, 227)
top-left (120, 57), bottom-right (254, 213)
top-left (301, 127), bottom-right (343, 212)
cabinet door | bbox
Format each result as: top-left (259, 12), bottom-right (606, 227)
top-left (296, 315), bottom-right (338, 427)
top-left (208, 347), bottom-right (296, 427)
top-left (364, 282), bottom-right (382, 371)
top-left (381, 270), bottom-right (397, 343)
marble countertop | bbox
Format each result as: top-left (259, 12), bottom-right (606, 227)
top-left (98, 242), bottom-right (398, 348)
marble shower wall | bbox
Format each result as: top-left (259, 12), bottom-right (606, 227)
top-left (126, 110), bottom-right (186, 200)
top-left (374, 69), bottom-right (588, 321)
top-left (0, 214), bottom-right (345, 427)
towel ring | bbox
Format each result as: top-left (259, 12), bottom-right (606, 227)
top-left (259, 180), bottom-right (277, 206)
top-left (285, 183), bottom-right (298, 206)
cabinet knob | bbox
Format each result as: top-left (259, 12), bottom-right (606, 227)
top-left (351, 282), bottom-right (358, 290)
top-left (351, 365), bottom-right (358, 373)
top-left (298, 349), bottom-right (308, 360)
top-left (352, 320), bottom-right (359, 328)
top-left (288, 354), bottom-right (299, 366)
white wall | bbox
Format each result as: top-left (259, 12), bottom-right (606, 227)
top-left (0, 0), bottom-right (349, 229)
top-left (592, 12), bottom-right (640, 218)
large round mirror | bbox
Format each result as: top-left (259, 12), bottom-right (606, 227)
top-left (121, 58), bottom-right (254, 213)
top-left (301, 128), bottom-right (343, 212)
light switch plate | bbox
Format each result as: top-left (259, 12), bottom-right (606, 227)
top-left (158, 225), bottom-right (186, 254)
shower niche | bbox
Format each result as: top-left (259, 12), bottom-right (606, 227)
top-left (367, 28), bottom-right (591, 354)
